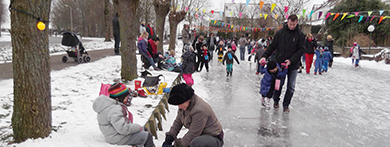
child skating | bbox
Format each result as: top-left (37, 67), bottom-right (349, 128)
top-left (259, 60), bottom-right (288, 110)
top-left (215, 40), bottom-right (226, 63)
top-left (222, 46), bottom-right (240, 77)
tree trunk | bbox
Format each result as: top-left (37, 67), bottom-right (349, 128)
top-left (104, 0), bottom-right (111, 41)
top-left (154, 0), bottom-right (171, 53)
top-left (10, 0), bottom-right (52, 143)
top-left (118, 0), bottom-right (139, 80)
top-left (168, 10), bottom-right (186, 51)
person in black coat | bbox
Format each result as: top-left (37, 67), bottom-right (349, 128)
top-left (326, 35), bottom-right (334, 67)
top-left (259, 14), bottom-right (305, 113)
top-left (206, 33), bottom-right (217, 60)
top-left (192, 35), bottom-right (204, 72)
top-left (112, 13), bottom-right (120, 55)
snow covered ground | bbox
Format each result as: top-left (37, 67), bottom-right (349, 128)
top-left (0, 32), bottom-right (389, 146)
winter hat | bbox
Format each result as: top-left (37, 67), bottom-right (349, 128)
top-left (324, 46), bottom-right (329, 51)
top-left (267, 60), bottom-right (277, 70)
top-left (108, 83), bottom-right (130, 101)
top-left (168, 83), bottom-right (194, 105)
top-left (353, 42), bottom-right (357, 46)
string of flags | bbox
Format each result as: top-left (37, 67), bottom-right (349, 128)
top-left (191, 23), bottom-right (282, 33)
top-left (174, 0), bottom-right (390, 31)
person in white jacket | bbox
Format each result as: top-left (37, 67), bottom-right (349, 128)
top-left (93, 83), bottom-right (154, 146)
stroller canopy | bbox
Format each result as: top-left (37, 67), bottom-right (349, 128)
top-left (62, 31), bottom-right (80, 46)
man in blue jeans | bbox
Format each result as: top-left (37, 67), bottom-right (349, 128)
top-left (259, 14), bottom-right (305, 113)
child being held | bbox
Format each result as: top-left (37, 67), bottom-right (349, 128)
top-left (222, 46), bottom-right (240, 77)
top-left (259, 60), bottom-right (288, 109)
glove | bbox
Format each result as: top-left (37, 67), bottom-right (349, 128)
top-left (281, 63), bottom-right (288, 69)
top-left (162, 135), bottom-right (174, 147)
top-left (143, 126), bottom-right (148, 131)
top-left (260, 59), bottom-right (266, 66)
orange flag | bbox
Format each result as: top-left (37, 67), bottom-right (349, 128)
top-left (259, 1), bottom-right (264, 10)
top-left (333, 13), bottom-right (340, 21)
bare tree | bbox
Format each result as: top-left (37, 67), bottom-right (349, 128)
top-left (104, 0), bottom-right (112, 41)
top-left (154, 0), bottom-right (172, 53)
top-left (117, 0), bottom-right (140, 80)
top-left (10, 0), bottom-right (52, 143)
top-left (168, 0), bottom-right (187, 51)
top-left (0, 1), bottom-right (6, 37)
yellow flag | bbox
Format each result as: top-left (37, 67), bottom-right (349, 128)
top-left (203, 9), bottom-right (206, 14)
top-left (231, 25), bottom-right (234, 29)
top-left (341, 13), bottom-right (348, 20)
top-left (264, 14), bottom-right (268, 19)
top-left (214, 20), bottom-right (217, 24)
top-left (259, 1), bottom-right (264, 10)
top-left (195, 8), bottom-right (199, 12)
top-left (271, 3), bottom-right (276, 12)
top-left (230, 12), bottom-right (233, 16)
top-left (275, 14), bottom-right (279, 19)
top-left (259, 13), bottom-right (263, 18)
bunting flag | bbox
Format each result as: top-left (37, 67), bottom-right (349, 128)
top-left (177, 5), bottom-right (180, 11)
top-left (211, 10), bottom-right (214, 14)
top-left (333, 13), bottom-right (340, 21)
top-left (355, 12), bottom-right (359, 16)
top-left (379, 16), bottom-right (384, 24)
top-left (264, 14), bottom-right (268, 19)
top-left (368, 11), bottom-right (373, 16)
top-left (347, 15), bottom-right (355, 18)
top-left (259, 1), bottom-right (264, 10)
top-left (319, 12), bottom-right (323, 19)
top-left (325, 12), bottom-right (331, 19)
top-left (230, 12), bottom-right (233, 16)
top-left (309, 10), bottom-right (314, 19)
top-left (246, 0), bottom-right (250, 7)
top-left (195, 8), bottom-right (198, 12)
top-left (201, 16), bottom-right (203, 20)
top-left (358, 15), bottom-right (363, 23)
top-left (275, 14), bottom-right (279, 19)
top-left (222, 23), bottom-right (224, 26)
top-left (185, 7), bottom-right (188, 12)
top-left (379, 10), bottom-right (384, 15)
top-left (284, 6), bottom-right (289, 14)
top-left (331, 13), bottom-right (335, 15)
top-left (259, 13), bottom-right (263, 18)
top-left (218, 22), bottom-right (221, 25)
top-left (365, 16), bottom-right (370, 23)
top-left (196, 14), bottom-right (198, 18)
top-left (302, 9), bottom-right (306, 18)
top-left (286, 15), bottom-right (289, 20)
top-left (371, 15), bottom-right (376, 22)
top-left (214, 20), bottom-right (217, 24)
top-left (220, 11), bottom-right (223, 16)
top-left (239, 12), bottom-right (242, 18)
top-left (297, 15), bottom-right (300, 19)
top-left (271, 3), bottom-right (276, 12)
top-left (203, 9), bottom-right (206, 14)
top-left (341, 13), bottom-right (348, 20)
top-left (231, 25), bottom-right (234, 29)
top-left (232, 0), bottom-right (234, 2)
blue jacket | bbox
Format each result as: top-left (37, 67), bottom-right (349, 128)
top-left (259, 63), bottom-right (288, 96)
top-left (315, 49), bottom-right (324, 63)
top-left (323, 50), bottom-right (333, 62)
top-left (137, 37), bottom-right (150, 57)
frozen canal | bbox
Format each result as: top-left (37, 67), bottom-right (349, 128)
top-left (196, 57), bottom-right (390, 146)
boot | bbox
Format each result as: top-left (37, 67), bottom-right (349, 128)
top-left (137, 89), bottom-right (147, 98)
top-left (229, 71), bottom-right (232, 77)
top-left (226, 72), bottom-right (229, 77)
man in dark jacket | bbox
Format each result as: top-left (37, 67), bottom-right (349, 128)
top-left (162, 84), bottom-right (223, 147)
top-left (259, 14), bottom-right (305, 113)
top-left (206, 33), bottom-right (217, 60)
top-left (192, 35), bottom-right (204, 72)
top-left (112, 13), bottom-right (120, 55)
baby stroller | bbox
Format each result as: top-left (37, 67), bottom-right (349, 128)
top-left (61, 31), bottom-right (91, 63)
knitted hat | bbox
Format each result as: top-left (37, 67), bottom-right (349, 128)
top-left (267, 60), bottom-right (277, 71)
top-left (168, 83), bottom-right (194, 105)
top-left (108, 83), bottom-right (130, 101)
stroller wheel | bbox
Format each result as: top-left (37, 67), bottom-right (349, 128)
top-left (62, 56), bottom-right (68, 63)
top-left (83, 55), bottom-right (91, 62)
top-left (77, 57), bottom-right (83, 64)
